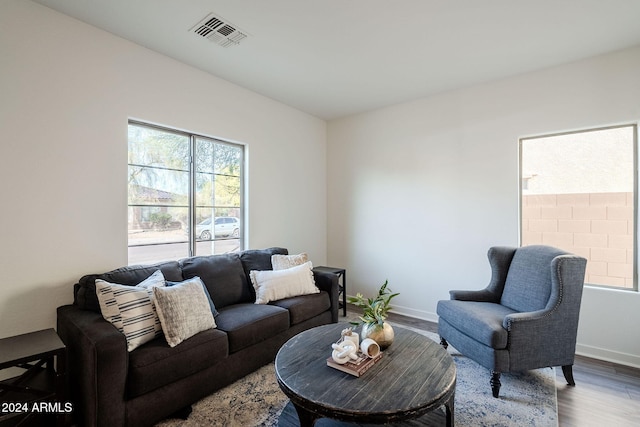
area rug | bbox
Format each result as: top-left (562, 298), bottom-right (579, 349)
top-left (156, 327), bottom-right (557, 427)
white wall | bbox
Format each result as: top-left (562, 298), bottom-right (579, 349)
top-left (0, 1), bottom-right (327, 338)
top-left (327, 46), bottom-right (640, 367)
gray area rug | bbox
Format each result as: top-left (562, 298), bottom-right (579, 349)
top-left (157, 326), bottom-right (557, 427)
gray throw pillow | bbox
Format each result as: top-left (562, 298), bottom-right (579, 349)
top-left (166, 276), bottom-right (219, 317)
top-left (153, 280), bottom-right (216, 347)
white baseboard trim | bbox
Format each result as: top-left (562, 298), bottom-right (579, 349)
top-left (387, 304), bottom-right (439, 324)
top-left (345, 296), bottom-right (440, 324)
top-left (576, 343), bottom-right (640, 369)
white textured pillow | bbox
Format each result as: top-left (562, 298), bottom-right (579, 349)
top-left (250, 261), bottom-right (318, 304)
top-left (95, 270), bottom-right (165, 352)
top-left (153, 280), bottom-right (216, 347)
top-left (271, 253), bottom-right (309, 270)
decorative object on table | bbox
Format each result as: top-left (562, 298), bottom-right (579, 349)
top-left (326, 326), bottom-right (383, 376)
top-left (348, 280), bottom-right (399, 349)
top-left (330, 327), bottom-right (359, 364)
top-left (360, 338), bottom-right (380, 358)
top-left (331, 341), bottom-right (358, 364)
top-left (340, 327), bottom-right (359, 351)
top-left (326, 350), bottom-right (383, 377)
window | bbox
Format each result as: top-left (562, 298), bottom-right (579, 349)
top-left (128, 121), bottom-right (244, 264)
top-left (520, 124), bottom-right (637, 290)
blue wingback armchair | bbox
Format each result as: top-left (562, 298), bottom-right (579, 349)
top-left (437, 245), bottom-right (587, 397)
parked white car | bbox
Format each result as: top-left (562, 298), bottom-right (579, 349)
top-left (196, 217), bottom-right (240, 240)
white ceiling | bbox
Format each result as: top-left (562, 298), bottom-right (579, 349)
top-left (32, 0), bottom-right (640, 120)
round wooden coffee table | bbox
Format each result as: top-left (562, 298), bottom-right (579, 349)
top-left (275, 323), bottom-right (456, 426)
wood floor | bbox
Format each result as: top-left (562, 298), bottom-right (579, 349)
top-left (376, 310), bottom-right (640, 426)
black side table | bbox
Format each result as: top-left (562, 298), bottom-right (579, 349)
top-left (313, 266), bottom-right (346, 317)
top-left (0, 328), bottom-right (68, 426)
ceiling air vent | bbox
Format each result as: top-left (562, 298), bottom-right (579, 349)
top-left (190, 13), bottom-right (248, 48)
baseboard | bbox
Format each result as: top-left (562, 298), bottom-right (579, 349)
top-left (345, 298), bottom-right (439, 324)
top-left (576, 343), bottom-right (640, 369)
top-left (387, 304), bottom-right (439, 324)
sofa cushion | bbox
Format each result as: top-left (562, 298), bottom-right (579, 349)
top-left (270, 291), bottom-right (331, 325)
top-left (214, 303), bottom-right (289, 353)
top-left (127, 328), bottom-right (229, 398)
top-left (250, 261), bottom-right (319, 304)
top-left (153, 280), bottom-right (216, 347)
top-left (239, 247), bottom-right (288, 273)
top-left (180, 254), bottom-right (250, 308)
top-left (436, 300), bottom-right (517, 349)
top-left (75, 261), bottom-right (183, 312)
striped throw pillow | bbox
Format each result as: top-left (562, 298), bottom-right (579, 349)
top-left (96, 271), bottom-right (165, 351)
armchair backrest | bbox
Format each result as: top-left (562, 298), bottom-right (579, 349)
top-left (500, 245), bottom-right (568, 312)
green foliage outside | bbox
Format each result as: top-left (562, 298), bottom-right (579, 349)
top-left (149, 212), bottom-right (172, 229)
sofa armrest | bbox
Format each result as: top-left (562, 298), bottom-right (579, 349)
top-left (313, 270), bottom-right (339, 323)
top-left (57, 305), bottom-right (128, 427)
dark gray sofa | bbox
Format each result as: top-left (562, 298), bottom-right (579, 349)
top-left (56, 247), bottom-right (339, 427)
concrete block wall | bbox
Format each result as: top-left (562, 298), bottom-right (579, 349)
top-left (522, 192), bottom-right (634, 288)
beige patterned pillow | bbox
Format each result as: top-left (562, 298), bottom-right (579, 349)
top-left (251, 261), bottom-right (318, 304)
top-left (271, 253), bottom-right (309, 270)
top-left (153, 280), bottom-right (216, 347)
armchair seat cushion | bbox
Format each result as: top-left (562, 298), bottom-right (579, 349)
top-left (436, 300), bottom-right (517, 349)
top-left (127, 328), bottom-right (229, 398)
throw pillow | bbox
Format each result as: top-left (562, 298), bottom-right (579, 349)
top-left (95, 270), bottom-right (166, 351)
top-left (96, 269), bottom-right (165, 331)
top-left (166, 276), bottom-right (219, 317)
top-left (153, 280), bottom-right (216, 347)
top-left (250, 261), bottom-right (319, 304)
top-left (271, 253), bottom-right (309, 270)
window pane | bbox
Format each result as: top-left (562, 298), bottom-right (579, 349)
top-left (128, 242), bottom-right (189, 265)
top-left (520, 125), bottom-right (636, 290)
top-left (129, 125), bottom-right (189, 170)
top-left (193, 137), bottom-right (242, 258)
top-left (195, 239), bottom-right (242, 256)
top-left (128, 122), bottom-right (244, 264)
top-left (196, 138), bottom-right (241, 176)
top-left (195, 172), bottom-right (240, 207)
top-left (128, 166), bottom-right (189, 206)
top-left (127, 204), bottom-right (189, 265)
top-left (193, 208), bottom-right (241, 240)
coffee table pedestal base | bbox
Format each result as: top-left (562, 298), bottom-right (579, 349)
top-left (282, 391), bottom-right (454, 427)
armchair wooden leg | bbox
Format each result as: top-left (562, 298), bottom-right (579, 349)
top-left (490, 371), bottom-right (501, 398)
top-left (562, 365), bottom-right (576, 386)
top-left (439, 337), bottom-right (448, 349)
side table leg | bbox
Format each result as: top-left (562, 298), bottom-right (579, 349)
top-left (341, 271), bottom-right (347, 317)
top-left (293, 403), bottom-right (318, 427)
top-left (56, 350), bottom-right (68, 427)
top-left (445, 391), bottom-right (455, 427)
